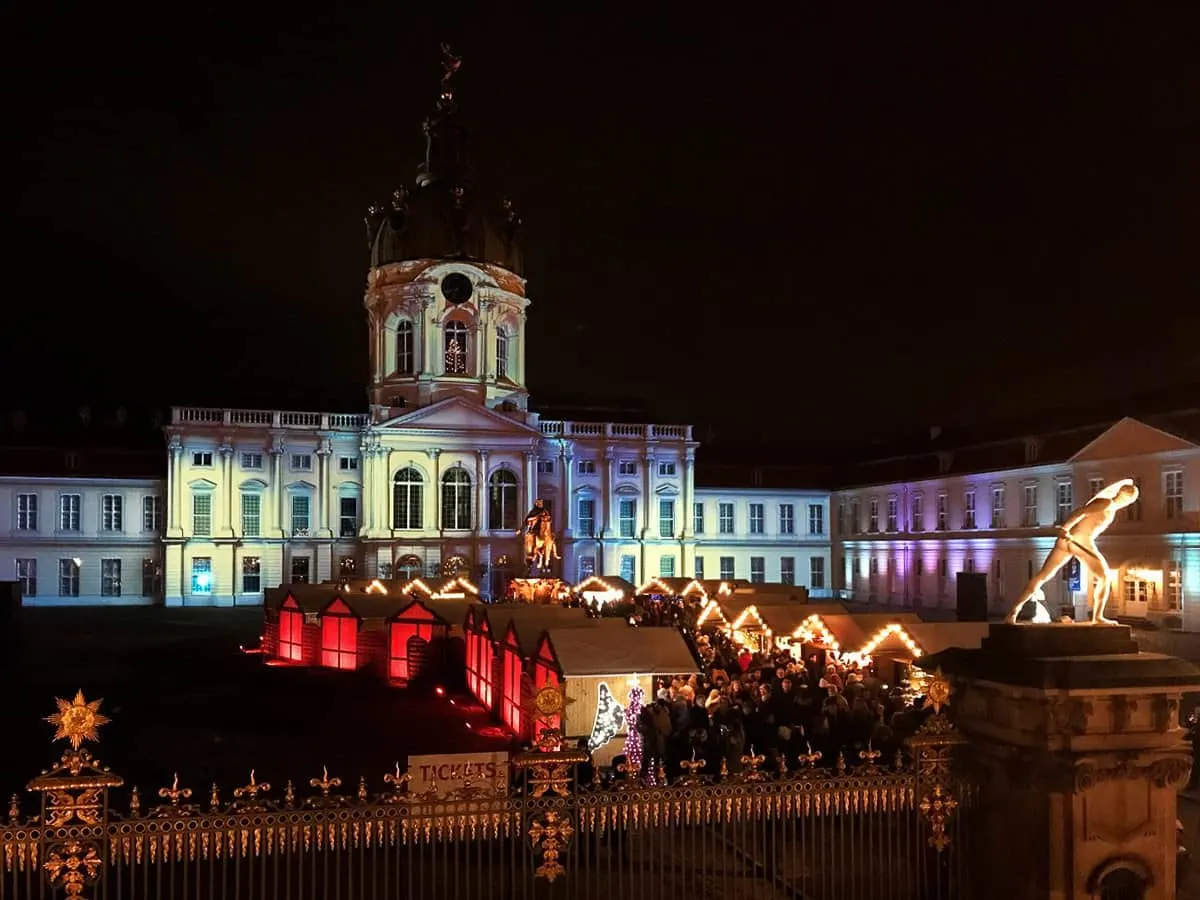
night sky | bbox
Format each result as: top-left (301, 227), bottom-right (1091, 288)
top-left (5, 5), bottom-right (1199, 448)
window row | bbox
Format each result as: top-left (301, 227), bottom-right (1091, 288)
top-left (15, 558), bottom-right (162, 598)
top-left (692, 502), bottom-right (824, 536)
top-left (841, 471), bottom-right (1185, 535)
top-left (13, 494), bottom-right (162, 533)
top-left (193, 493), bottom-right (363, 538)
top-left (190, 451), bottom-right (360, 473)
top-left (392, 320), bottom-right (515, 379)
top-left (536, 458), bottom-right (679, 477)
top-left (598, 554), bottom-right (826, 589)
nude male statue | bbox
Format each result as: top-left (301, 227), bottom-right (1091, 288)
top-left (1007, 478), bottom-right (1139, 625)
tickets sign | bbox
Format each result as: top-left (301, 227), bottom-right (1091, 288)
top-left (406, 751), bottom-right (509, 799)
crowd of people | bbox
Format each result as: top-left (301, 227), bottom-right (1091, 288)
top-left (617, 629), bottom-right (931, 782)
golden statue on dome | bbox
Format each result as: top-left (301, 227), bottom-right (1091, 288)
top-left (1007, 478), bottom-right (1139, 625)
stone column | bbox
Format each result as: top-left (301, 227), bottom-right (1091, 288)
top-left (601, 446), bottom-right (615, 539)
top-left (427, 448), bottom-right (442, 532)
top-left (361, 437), bottom-right (374, 534)
top-left (475, 449), bottom-right (488, 534)
top-left (167, 434), bottom-right (182, 537)
top-left (525, 451), bottom-right (537, 509)
top-left (926, 624), bottom-right (1200, 900)
top-left (561, 446), bottom-right (574, 537)
top-left (641, 451), bottom-right (655, 538)
top-left (218, 439), bottom-right (235, 537)
top-left (269, 435), bottom-right (285, 538)
top-left (317, 437), bottom-right (333, 538)
top-left (517, 311), bottom-right (528, 388)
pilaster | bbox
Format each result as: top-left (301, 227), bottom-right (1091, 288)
top-left (560, 446), bottom-right (574, 538)
top-left (475, 449), bottom-right (488, 534)
top-left (316, 436), bottom-right (333, 538)
top-left (166, 434), bottom-right (183, 538)
top-left (601, 446), bottom-right (615, 540)
top-left (269, 433), bottom-right (286, 539)
top-left (428, 448), bottom-right (443, 533)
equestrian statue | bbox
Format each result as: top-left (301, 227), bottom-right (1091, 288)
top-left (522, 499), bottom-right (560, 575)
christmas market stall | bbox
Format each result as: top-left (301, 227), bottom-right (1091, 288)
top-left (634, 577), bottom-right (710, 600)
top-left (572, 575), bottom-right (637, 609)
top-left (528, 620), bottom-right (698, 766)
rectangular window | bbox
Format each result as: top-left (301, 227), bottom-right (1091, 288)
top-left (1124, 476), bottom-right (1144, 522)
top-left (849, 499), bottom-right (860, 534)
top-left (659, 555), bottom-right (676, 577)
top-left (59, 494), bottom-right (81, 531)
top-left (837, 499), bottom-right (847, 534)
top-left (577, 497), bottom-right (596, 536)
top-left (912, 495), bottom-right (924, 532)
top-left (142, 496), bottom-right (162, 531)
top-left (291, 556), bottom-right (311, 584)
top-left (694, 556), bottom-right (705, 579)
top-left (241, 452), bottom-right (263, 469)
top-left (810, 557), bottom-right (826, 590)
top-left (657, 461), bottom-right (676, 476)
top-left (619, 555), bottom-right (636, 583)
top-left (278, 604), bottom-right (303, 661)
top-left (242, 556), bottom-right (262, 594)
top-left (290, 453), bottom-right (313, 472)
top-left (192, 451), bottom-right (213, 467)
top-left (868, 497), bottom-right (879, 532)
top-left (1165, 470), bottom-right (1184, 519)
top-left (577, 555), bottom-right (596, 581)
top-left (932, 494), bottom-right (946, 531)
top-left (1167, 560), bottom-right (1183, 610)
top-left (241, 493), bottom-right (261, 537)
top-left (537, 459), bottom-right (554, 474)
top-left (807, 504), bottom-right (823, 535)
top-left (16, 559), bottom-right (36, 597)
top-left (965, 558), bottom-right (976, 573)
top-left (779, 504), bottom-right (795, 535)
top-left (339, 496), bottom-right (359, 538)
top-left (577, 460), bottom-right (596, 475)
top-left (938, 558), bottom-right (948, 578)
top-left (1087, 477), bottom-right (1103, 500)
top-left (991, 487), bottom-right (1005, 529)
top-left (693, 502), bottom-right (705, 534)
top-left (190, 558), bottom-right (212, 595)
top-left (658, 499), bottom-right (675, 538)
top-left (886, 498), bottom-right (898, 533)
top-left (192, 494), bottom-right (212, 536)
top-left (618, 460), bottom-right (637, 475)
top-left (100, 559), bottom-right (121, 597)
top-left (1023, 484), bottom-right (1038, 526)
top-left (290, 496), bottom-right (311, 535)
top-left (780, 557), bottom-right (795, 585)
top-left (320, 610), bottom-right (358, 670)
top-left (749, 503), bottom-right (764, 534)
top-left (58, 558), bottom-right (80, 597)
top-left (750, 557), bottom-right (765, 583)
top-left (719, 557), bottom-right (735, 581)
top-left (1056, 481), bottom-right (1074, 525)
top-left (496, 332), bottom-right (509, 379)
top-left (964, 490), bottom-right (976, 529)
top-left (718, 502), bottom-right (734, 534)
top-left (15, 493), bottom-right (37, 531)
top-left (142, 558), bottom-right (162, 598)
top-left (338, 456), bottom-right (359, 472)
top-left (100, 495), bottom-right (123, 531)
top-left (618, 499), bottom-right (637, 539)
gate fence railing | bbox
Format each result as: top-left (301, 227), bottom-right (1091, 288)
top-left (1, 686), bottom-right (970, 899)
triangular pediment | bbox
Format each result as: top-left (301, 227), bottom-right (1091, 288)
top-left (377, 397), bottom-right (541, 437)
top-left (1070, 417), bottom-right (1197, 463)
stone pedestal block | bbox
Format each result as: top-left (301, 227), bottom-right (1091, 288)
top-left (925, 624), bottom-right (1200, 900)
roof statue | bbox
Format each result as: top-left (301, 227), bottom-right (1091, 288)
top-left (439, 42), bottom-right (462, 105)
top-left (1007, 477), bottom-right (1139, 625)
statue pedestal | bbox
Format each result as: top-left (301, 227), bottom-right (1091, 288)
top-left (925, 624), bottom-right (1200, 900)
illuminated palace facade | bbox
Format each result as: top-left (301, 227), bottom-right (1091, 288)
top-left (833, 414), bottom-right (1200, 628)
top-left (153, 74), bottom-right (831, 607)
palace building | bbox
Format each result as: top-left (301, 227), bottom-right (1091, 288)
top-left (833, 412), bottom-right (1200, 629)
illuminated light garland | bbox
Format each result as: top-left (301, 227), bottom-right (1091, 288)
top-left (587, 682), bottom-right (625, 752)
top-left (717, 582), bottom-right (733, 596)
top-left (635, 577), bottom-right (672, 595)
top-left (365, 579), bottom-right (388, 595)
top-left (573, 575), bottom-right (627, 605)
top-left (680, 579), bottom-right (708, 600)
top-left (402, 578), bottom-right (434, 597)
top-left (622, 683), bottom-right (645, 772)
top-left (855, 622), bottom-right (924, 661)
top-left (695, 599), bottom-right (727, 628)
top-left (791, 614), bottom-right (840, 651)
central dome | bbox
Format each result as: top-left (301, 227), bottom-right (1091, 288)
top-left (365, 51), bottom-right (522, 273)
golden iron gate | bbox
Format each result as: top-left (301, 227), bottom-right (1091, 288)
top-left (1, 687), bottom-right (970, 900)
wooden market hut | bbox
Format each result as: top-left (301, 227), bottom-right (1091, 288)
top-left (573, 575), bottom-right (637, 606)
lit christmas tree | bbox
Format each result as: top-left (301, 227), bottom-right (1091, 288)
top-left (623, 684), bottom-right (645, 772)
top-left (445, 337), bottom-right (466, 374)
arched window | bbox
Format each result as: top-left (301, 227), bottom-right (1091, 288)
top-left (488, 469), bottom-right (519, 531)
top-left (393, 468), bottom-right (424, 530)
top-left (442, 468), bottom-right (472, 530)
top-left (396, 321), bottom-right (414, 375)
top-left (444, 321), bottom-right (468, 375)
top-left (396, 553), bottom-right (423, 580)
top-left (496, 329), bottom-right (509, 379)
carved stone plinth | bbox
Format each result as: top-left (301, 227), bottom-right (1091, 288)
top-left (923, 624), bottom-right (1200, 900)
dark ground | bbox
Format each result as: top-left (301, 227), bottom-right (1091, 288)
top-left (1, 607), bottom-right (511, 806)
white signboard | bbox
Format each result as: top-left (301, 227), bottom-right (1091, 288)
top-left (407, 751), bottom-right (510, 800)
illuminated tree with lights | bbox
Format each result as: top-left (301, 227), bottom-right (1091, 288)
top-left (622, 684), bottom-right (644, 772)
top-left (445, 336), bottom-right (466, 375)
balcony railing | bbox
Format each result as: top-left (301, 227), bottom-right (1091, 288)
top-left (538, 420), bottom-right (693, 441)
top-left (171, 407), bottom-right (370, 431)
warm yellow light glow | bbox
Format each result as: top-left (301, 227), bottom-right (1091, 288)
top-left (365, 579), bottom-right (388, 594)
top-left (695, 599), bottom-right (728, 628)
top-left (1126, 567), bottom-right (1163, 583)
top-left (717, 582), bottom-right (732, 596)
top-left (680, 579), bottom-right (708, 599)
top-left (791, 614), bottom-right (840, 651)
top-left (402, 578), bottom-right (433, 596)
top-left (857, 622), bottom-right (923, 659)
top-left (635, 577), bottom-right (672, 595)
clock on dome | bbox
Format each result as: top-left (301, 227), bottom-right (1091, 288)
top-left (441, 272), bottom-right (474, 304)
